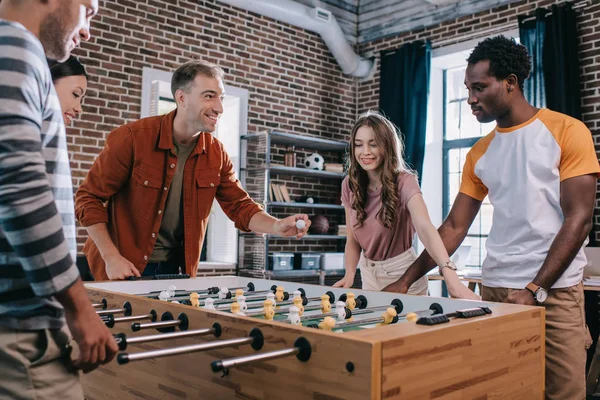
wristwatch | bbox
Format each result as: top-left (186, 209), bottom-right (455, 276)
top-left (525, 282), bottom-right (548, 304)
top-left (438, 260), bottom-right (457, 276)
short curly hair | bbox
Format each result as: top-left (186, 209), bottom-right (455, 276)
top-left (467, 36), bottom-right (531, 92)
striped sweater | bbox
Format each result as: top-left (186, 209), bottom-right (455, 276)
top-left (0, 20), bottom-right (80, 330)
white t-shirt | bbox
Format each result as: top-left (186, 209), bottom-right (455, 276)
top-left (460, 108), bottom-right (600, 289)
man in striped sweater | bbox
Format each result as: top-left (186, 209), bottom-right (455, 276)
top-left (0, 1), bottom-right (117, 398)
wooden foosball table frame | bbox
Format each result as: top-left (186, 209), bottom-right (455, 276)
top-left (82, 276), bottom-right (544, 400)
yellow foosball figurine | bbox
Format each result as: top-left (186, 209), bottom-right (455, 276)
top-left (263, 299), bottom-right (275, 320)
top-left (189, 292), bottom-right (200, 307)
top-left (320, 294), bottom-right (331, 313)
top-left (293, 296), bottom-right (304, 316)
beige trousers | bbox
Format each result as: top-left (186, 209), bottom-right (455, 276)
top-left (483, 282), bottom-right (592, 400)
top-left (0, 325), bottom-right (83, 400)
top-left (359, 248), bottom-right (428, 295)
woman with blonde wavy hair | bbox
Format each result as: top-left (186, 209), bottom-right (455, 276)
top-left (333, 111), bottom-right (479, 299)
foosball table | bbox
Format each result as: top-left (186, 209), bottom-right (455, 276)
top-left (82, 276), bottom-right (544, 399)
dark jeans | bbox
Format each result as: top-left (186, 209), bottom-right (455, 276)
top-left (142, 250), bottom-right (184, 277)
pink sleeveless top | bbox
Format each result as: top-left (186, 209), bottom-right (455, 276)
top-left (341, 173), bottom-right (421, 261)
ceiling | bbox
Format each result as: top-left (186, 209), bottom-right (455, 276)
top-left (297, 0), bottom-right (520, 43)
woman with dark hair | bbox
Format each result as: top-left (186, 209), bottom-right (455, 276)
top-left (48, 55), bottom-right (88, 126)
top-left (333, 111), bottom-right (480, 299)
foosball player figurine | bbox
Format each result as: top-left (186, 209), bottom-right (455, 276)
top-left (293, 296), bottom-right (304, 315)
top-left (204, 297), bottom-right (216, 311)
top-left (264, 299), bottom-right (275, 321)
top-left (377, 308), bottom-right (397, 327)
top-left (320, 294), bottom-right (331, 313)
top-left (190, 292), bottom-right (200, 307)
top-left (288, 305), bottom-right (301, 325)
top-left (231, 302), bottom-right (245, 316)
top-left (275, 286), bottom-right (285, 302)
top-left (237, 295), bottom-right (248, 312)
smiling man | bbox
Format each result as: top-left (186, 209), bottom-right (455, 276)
top-left (75, 60), bottom-right (310, 281)
top-left (384, 36), bottom-right (599, 399)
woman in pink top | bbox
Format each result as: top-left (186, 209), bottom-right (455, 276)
top-left (333, 111), bottom-right (479, 299)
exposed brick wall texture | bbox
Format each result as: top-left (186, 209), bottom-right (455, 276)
top-left (67, 0), bottom-right (600, 272)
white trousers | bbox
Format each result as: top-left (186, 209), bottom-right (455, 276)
top-left (359, 248), bottom-right (428, 295)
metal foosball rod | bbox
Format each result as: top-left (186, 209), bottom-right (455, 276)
top-left (338, 293), bottom-right (368, 310)
top-left (297, 299), bottom-right (404, 324)
top-left (400, 303), bottom-right (444, 322)
top-left (96, 301), bottom-right (132, 317)
top-left (103, 310), bottom-right (158, 328)
top-left (309, 307), bottom-right (399, 331)
top-left (140, 282), bottom-right (257, 298)
top-left (92, 298), bottom-right (108, 309)
top-left (195, 286), bottom-right (290, 309)
top-left (210, 337), bottom-right (312, 377)
top-left (346, 299), bottom-right (404, 317)
top-left (131, 311), bottom-right (189, 333)
top-left (114, 322), bottom-right (223, 351)
top-left (243, 295), bottom-right (307, 318)
top-left (117, 328), bottom-right (265, 365)
top-left (296, 288), bottom-right (336, 305)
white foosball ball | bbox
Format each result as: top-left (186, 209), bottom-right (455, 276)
top-left (83, 276), bottom-right (544, 399)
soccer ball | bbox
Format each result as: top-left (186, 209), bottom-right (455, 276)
top-left (304, 153), bottom-right (324, 170)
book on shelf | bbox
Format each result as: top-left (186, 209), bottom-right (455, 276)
top-left (269, 183), bottom-right (292, 203)
top-left (337, 224), bottom-right (347, 236)
top-left (324, 163), bottom-right (344, 173)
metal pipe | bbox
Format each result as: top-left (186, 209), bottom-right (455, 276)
top-left (96, 302), bottom-right (131, 317)
top-left (114, 323), bottom-right (221, 351)
top-left (215, 347), bottom-right (299, 370)
top-left (117, 328), bottom-right (263, 365)
top-left (118, 337), bottom-right (253, 364)
top-left (211, 337), bottom-right (312, 375)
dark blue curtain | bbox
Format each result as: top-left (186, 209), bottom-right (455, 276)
top-left (379, 40), bottom-right (431, 183)
top-left (543, 2), bottom-right (582, 119)
top-left (518, 8), bottom-right (547, 108)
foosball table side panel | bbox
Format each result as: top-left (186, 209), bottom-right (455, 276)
top-left (375, 306), bottom-right (545, 399)
top-left (82, 289), bottom-right (381, 400)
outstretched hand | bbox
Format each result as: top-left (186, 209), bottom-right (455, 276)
top-left (274, 214), bottom-right (311, 239)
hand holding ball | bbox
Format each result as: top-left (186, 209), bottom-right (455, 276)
top-left (295, 219), bottom-right (306, 230)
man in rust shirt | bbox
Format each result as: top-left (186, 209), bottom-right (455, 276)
top-left (76, 60), bottom-right (310, 280)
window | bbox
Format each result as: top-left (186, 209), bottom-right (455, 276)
top-left (141, 68), bottom-right (249, 269)
top-left (442, 64), bottom-right (495, 269)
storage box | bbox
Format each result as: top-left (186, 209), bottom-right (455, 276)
top-left (321, 252), bottom-right (345, 270)
top-left (295, 253), bottom-right (321, 270)
top-left (268, 253), bottom-right (294, 271)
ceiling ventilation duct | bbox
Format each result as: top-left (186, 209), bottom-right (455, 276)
top-left (217, 0), bottom-right (376, 79)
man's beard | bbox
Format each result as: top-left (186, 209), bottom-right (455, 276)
top-left (40, 3), bottom-right (75, 62)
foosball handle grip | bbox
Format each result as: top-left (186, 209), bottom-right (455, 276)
top-left (117, 353), bottom-right (130, 365)
top-left (456, 307), bottom-right (492, 318)
top-left (114, 332), bottom-right (127, 351)
top-left (416, 314), bottom-right (450, 325)
top-left (211, 360), bottom-right (223, 373)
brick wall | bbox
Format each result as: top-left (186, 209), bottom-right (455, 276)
top-left (70, 0), bottom-right (355, 259)
top-left (357, 0), bottom-right (600, 243)
top-left (68, 0), bottom-right (600, 265)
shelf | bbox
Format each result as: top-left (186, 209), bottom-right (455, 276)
top-left (240, 269), bottom-right (345, 278)
top-left (242, 131), bottom-right (348, 152)
top-left (243, 165), bottom-right (344, 179)
top-left (240, 233), bottom-right (346, 240)
top-left (268, 269), bottom-right (320, 278)
top-left (268, 202), bottom-right (344, 210)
